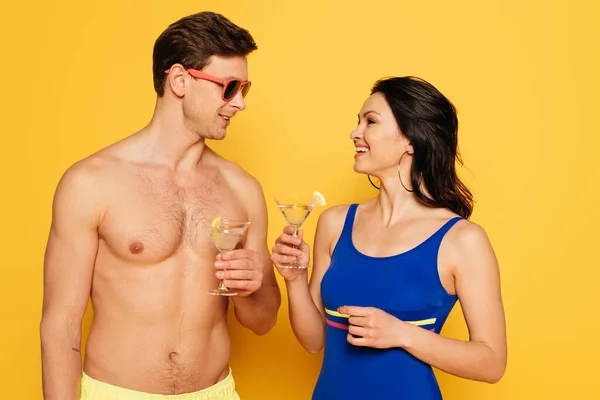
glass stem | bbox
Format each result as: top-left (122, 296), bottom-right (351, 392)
top-left (292, 226), bottom-right (300, 266)
top-left (219, 251), bottom-right (228, 291)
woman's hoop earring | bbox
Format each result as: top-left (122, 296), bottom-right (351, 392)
top-left (398, 151), bottom-right (414, 193)
top-left (367, 175), bottom-right (380, 190)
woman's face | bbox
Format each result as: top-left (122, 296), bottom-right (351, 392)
top-left (350, 92), bottom-right (409, 177)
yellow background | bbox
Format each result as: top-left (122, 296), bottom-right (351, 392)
top-left (1, 0), bottom-right (598, 398)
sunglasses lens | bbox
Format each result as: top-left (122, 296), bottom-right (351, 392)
top-left (223, 81), bottom-right (241, 100)
top-left (241, 82), bottom-right (251, 98)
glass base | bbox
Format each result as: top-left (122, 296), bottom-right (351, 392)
top-left (279, 265), bottom-right (309, 269)
top-left (208, 288), bottom-right (238, 296)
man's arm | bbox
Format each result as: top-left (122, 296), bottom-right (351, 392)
top-left (219, 176), bottom-right (281, 335)
top-left (40, 162), bottom-right (103, 399)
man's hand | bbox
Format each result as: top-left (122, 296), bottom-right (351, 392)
top-left (215, 249), bottom-right (264, 297)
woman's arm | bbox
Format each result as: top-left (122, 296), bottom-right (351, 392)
top-left (272, 206), bottom-right (347, 353)
top-left (340, 221), bottom-right (507, 383)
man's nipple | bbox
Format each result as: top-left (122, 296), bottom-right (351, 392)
top-left (129, 241), bottom-right (145, 254)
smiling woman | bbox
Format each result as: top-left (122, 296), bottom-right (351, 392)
top-left (355, 77), bottom-right (473, 218)
top-left (271, 76), bottom-right (506, 399)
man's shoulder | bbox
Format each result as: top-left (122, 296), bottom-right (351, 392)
top-left (56, 142), bottom-right (127, 195)
top-left (64, 151), bottom-right (114, 180)
top-left (51, 151), bottom-right (118, 220)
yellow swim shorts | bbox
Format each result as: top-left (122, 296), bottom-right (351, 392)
top-left (80, 370), bottom-right (240, 400)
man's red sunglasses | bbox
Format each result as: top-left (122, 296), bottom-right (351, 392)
top-left (165, 67), bottom-right (251, 102)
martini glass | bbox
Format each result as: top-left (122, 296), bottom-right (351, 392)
top-left (273, 191), bottom-right (325, 269)
top-left (202, 218), bottom-right (251, 296)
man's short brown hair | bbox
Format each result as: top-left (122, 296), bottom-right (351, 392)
top-left (153, 12), bottom-right (257, 96)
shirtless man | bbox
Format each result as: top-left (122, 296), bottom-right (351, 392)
top-left (40, 12), bottom-right (281, 400)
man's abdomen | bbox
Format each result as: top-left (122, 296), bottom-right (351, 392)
top-left (83, 255), bottom-right (232, 395)
top-left (84, 310), bottom-right (231, 394)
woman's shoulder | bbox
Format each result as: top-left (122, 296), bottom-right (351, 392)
top-left (317, 204), bottom-right (353, 227)
top-left (421, 207), bottom-right (484, 244)
top-left (446, 218), bottom-right (489, 248)
top-left (440, 216), bottom-right (495, 272)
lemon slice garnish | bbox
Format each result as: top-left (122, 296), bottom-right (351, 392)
top-left (210, 216), bottom-right (222, 229)
top-left (313, 191), bottom-right (326, 206)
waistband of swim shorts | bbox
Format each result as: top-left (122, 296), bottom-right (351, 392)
top-left (80, 369), bottom-right (237, 399)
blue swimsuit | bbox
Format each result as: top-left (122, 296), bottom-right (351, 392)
top-left (313, 204), bottom-right (462, 399)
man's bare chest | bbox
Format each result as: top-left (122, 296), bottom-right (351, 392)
top-left (98, 170), bottom-right (246, 263)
